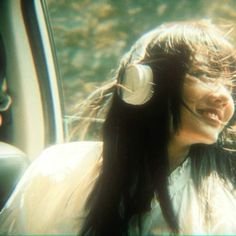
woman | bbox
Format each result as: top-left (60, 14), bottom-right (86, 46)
top-left (1, 19), bottom-right (236, 235)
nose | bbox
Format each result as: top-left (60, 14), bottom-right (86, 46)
top-left (208, 86), bottom-right (232, 108)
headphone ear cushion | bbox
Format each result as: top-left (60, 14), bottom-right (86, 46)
top-left (119, 64), bottom-right (154, 105)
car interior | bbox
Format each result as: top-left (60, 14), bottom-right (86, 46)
top-left (0, 0), bottom-right (235, 215)
top-left (0, 0), bottom-right (65, 210)
top-left (0, 32), bottom-right (28, 210)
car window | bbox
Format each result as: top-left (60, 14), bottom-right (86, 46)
top-left (44, 0), bottom-right (236, 141)
top-left (0, 0), bottom-right (71, 159)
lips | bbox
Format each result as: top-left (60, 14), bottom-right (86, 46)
top-left (197, 108), bottom-right (223, 126)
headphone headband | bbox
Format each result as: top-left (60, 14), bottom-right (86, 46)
top-left (119, 64), bottom-right (154, 105)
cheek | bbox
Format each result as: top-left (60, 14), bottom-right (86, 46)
top-left (182, 83), bottom-right (203, 104)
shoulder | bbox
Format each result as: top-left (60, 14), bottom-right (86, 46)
top-left (27, 141), bottom-right (103, 178)
top-left (36, 141), bottom-right (103, 164)
top-left (41, 141), bottom-right (103, 156)
top-left (5, 141), bottom-right (103, 205)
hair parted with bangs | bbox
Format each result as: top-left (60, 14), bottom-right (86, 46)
top-left (80, 20), bottom-right (236, 235)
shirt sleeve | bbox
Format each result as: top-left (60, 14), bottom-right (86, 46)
top-left (0, 141), bottom-right (103, 234)
top-left (206, 173), bottom-right (236, 234)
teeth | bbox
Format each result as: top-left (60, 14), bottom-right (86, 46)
top-left (209, 113), bottom-right (218, 119)
top-left (203, 111), bottom-right (219, 120)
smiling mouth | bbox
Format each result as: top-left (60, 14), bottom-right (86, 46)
top-left (197, 109), bottom-right (222, 127)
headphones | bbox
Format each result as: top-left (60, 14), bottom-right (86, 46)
top-left (119, 64), bottom-right (154, 105)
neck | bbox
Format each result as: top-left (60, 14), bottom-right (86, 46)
top-left (168, 134), bottom-right (190, 172)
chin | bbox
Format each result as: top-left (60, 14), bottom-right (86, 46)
top-left (202, 138), bottom-right (218, 145)
top-left (190, 126), bottom-right (221, 145)
top-left (200, 130), bottom-right (221, 145)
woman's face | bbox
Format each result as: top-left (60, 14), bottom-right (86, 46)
top-left (177, 70), bottom-right (235, 145)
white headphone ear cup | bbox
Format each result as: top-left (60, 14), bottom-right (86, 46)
top-left (120, 64), bottom-right (154, 105)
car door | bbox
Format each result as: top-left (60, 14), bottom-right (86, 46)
top-left (0, 0), bottom-right (65, 160)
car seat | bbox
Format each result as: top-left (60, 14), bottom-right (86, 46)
top-left (0, 142), bottom-right (28, 210)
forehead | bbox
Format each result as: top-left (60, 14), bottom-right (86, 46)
top-left (188, 46), bottom-right (236, 78)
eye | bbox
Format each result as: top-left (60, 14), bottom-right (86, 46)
top-left (199, 75), bottom-right (215, 85)
top-left (188, 71), bottom-right (214, 84)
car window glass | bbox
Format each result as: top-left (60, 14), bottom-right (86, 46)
top-left (44, 0), bottom-right (236, 141)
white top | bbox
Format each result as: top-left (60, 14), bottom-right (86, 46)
top-left (0, 141), bottom-right (236, 235)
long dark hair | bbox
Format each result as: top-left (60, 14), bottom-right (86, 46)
top-left (80, 20), bottom-right (236, 235)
